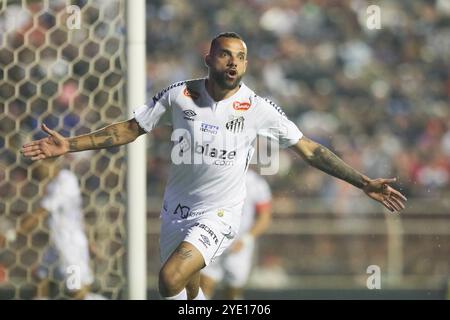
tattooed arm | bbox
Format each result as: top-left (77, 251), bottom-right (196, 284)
top-left (21, 119), bottom-right (146, 160)
top-left (290, 136), bottom-right (407, 213)
top-left (67, 119), bottom-right (145, 152)
top-left (292, 137), bottom-right (367, 188)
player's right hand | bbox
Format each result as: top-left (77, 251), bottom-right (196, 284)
top-left (21, 124), bottom-right (69, 160)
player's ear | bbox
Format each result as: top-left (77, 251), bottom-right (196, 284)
top-left (204, 54), bottom-right (211, 67)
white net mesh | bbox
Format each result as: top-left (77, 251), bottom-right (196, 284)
top-left (0, 0), bottom-right (127, 299)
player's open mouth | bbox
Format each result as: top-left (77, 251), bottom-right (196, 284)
top-left (225, 69), bottom-right (237, 79)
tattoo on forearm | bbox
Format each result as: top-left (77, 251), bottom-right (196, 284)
top-left (89, 136), bottom-right (95, 148)
top-left (309, 146), bottom-right (364, 188)
top-left (95, 137), bottom-right (114, 148)
top-left (112, 127), bottom-right (120, 141)
top-left (90, 128), bottom-right (118, 148)
top-left (175, 248), bottom-right (193, 260)
top-left (69, 140), bottom-right (78, 151)
top-left (93, 130), bottom-right (110, 138)
top-left (69, 125), bottom-right (123, 152)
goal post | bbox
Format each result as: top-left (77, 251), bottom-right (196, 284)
top-left (126, 0), bottom-right (147, 300)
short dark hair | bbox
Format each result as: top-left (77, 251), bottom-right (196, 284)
top-left (210, 32), bottom-right (243, 53)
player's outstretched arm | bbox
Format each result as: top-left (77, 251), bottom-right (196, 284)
top-left (21, 119), bottom-right (145, 161)
top-left (290, 136), bottom-right (407, 213)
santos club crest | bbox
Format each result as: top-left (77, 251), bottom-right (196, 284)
top-left (225, 116), bottom-right (245, 133)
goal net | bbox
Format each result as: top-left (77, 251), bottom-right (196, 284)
top-left (0, 0), bottom-right (127, 299)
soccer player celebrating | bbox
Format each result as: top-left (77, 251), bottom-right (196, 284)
top-left (21, 32), bottom-right (407, 300)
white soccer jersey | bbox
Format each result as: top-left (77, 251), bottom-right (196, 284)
top-left (239, 170), bottom-right (272, 234)
top-left (134, 78), bottom-right (302, 232)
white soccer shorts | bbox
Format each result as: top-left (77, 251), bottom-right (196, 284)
top-left (159, 214), bottom-right (237, 267)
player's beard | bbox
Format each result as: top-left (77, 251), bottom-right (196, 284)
top-left (210, 68), bottom-right (243, 90)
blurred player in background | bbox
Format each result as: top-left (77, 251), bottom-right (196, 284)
top-left (201, 169), bottom-right (272, 299)
top-left (17, 159), bottom-right (105, 300)
top-left (21, 32), bottom-right (407, 300)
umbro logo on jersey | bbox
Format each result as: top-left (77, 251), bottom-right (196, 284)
top-left (226, 116), bottom-right (245, 133)
top-left (199, 234), bottom-right (211, 248)
top-left (194, 222), bottom-right (218, 244)
top-left (233, 101), bottom-right (251, 111)
top-left (183, 109), bottom-right (197, 121)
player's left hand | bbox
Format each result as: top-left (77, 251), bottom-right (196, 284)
top-left (362, 177), bottom-right (407, 213)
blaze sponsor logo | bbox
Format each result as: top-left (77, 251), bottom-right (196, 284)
top-left (200, 122), bottom-right (219, 135)
top-left (199, 234), bottom-right (211, 248)
top-left (183, 109), bottom-right (197, 121)
top-left (172, 134), bottom-right (237, 166)
top-left (194, 222), bottom-right (218, 245)
top-left (233, 101), bottom-right (251, 111)
top-left (226, 116), bottom-right (245, 133)
top-left (194, 142), bottom-right (236, 166)
top-left (183, 87), bottom-right (200, 100)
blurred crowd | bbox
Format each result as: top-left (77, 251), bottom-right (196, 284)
top-left (145, 0), bottom-right (450, 210)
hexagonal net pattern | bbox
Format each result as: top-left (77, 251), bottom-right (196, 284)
top-left (0, 0), bottom-right (126, 299)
